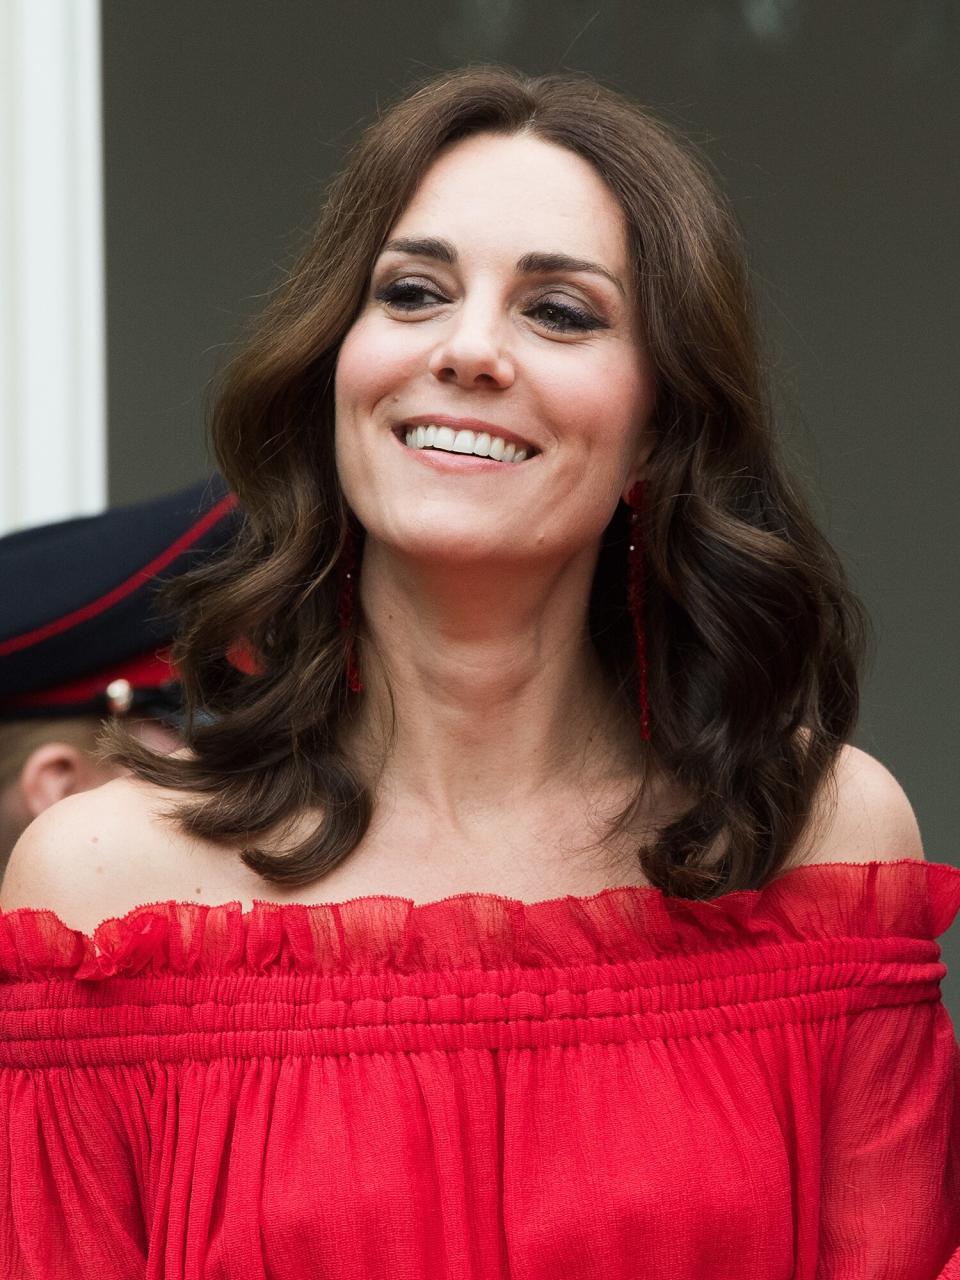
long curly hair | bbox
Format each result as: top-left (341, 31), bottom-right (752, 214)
top-left (105, 64), bottom-right (872, 900)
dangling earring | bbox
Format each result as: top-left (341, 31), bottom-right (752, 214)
top-left (626, 481), bottom-right (651, 742)
top-left (337, 519), bottom-right (363, 694)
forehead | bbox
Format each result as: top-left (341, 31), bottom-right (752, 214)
top-left (388, 132), bottom-right (630, 274)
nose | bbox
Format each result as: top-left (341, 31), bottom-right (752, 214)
top-left (427, 300), bottom-right (515, 389)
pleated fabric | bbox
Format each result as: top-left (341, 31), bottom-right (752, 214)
top-left (0, 857), bottom-right (959, 1280)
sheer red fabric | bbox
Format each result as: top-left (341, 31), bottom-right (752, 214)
top-left (0, 858), bottom-right (958, 1279)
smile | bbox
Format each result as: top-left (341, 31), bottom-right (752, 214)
top-left (399, 424), bottom-right (535, 464)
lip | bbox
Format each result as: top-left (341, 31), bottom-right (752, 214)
top-left (390, 426), bottom-right (537, 473)
top-left (393, 415), bottom-right (540, 456)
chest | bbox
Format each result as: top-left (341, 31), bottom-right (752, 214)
top-left (254, 813), bottom-right (652, 908)
top-left (125, 766), bottom-right (717, 916)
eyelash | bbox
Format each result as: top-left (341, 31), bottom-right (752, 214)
top-left (373, 279), bottom-right (606, 334)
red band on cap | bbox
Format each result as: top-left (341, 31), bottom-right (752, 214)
top-left (0, 492), bottom-right (239, 658)
top-left (3, 649), bottom-right (178, 711)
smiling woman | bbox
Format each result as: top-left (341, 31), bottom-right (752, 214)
top-left (1, 64), bottom-right (958, 1280)
top-left (91, 67), bottom-right (880, 904)
top-left (333, 128), bottom-right (656, 650)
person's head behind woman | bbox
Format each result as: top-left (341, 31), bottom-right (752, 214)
top-left (108, 64), bottom-right (870, 900)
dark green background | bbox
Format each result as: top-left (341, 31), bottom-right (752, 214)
top-left (101, 1), bottom-right (960, 1011)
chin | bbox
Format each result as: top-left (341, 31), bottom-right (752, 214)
top-left (379, 524), bottom-right (514, 565)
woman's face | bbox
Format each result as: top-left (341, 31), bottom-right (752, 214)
top-left (334, 131), bottom-right (655, 565)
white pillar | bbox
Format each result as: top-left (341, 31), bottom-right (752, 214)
top-left (0, 0), bottom-right (106, 536)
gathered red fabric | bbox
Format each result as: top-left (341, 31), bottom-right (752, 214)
top-left (0, 857), bottom-right (958, 1279)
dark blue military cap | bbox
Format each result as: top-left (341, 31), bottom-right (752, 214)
top-left (0, 477), bottom-right (241, 723)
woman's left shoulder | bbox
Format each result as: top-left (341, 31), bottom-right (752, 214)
top-left (789, 743), bottom-right (926, 868)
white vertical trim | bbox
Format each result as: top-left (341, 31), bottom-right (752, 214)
top-left (0, 0), bottom-right (106, 536)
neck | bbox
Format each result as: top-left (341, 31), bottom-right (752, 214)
top-left (339, 539), bottom-right (645, 830)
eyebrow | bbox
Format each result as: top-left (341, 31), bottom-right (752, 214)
top-left (380, 236), bottom-right (626, 297)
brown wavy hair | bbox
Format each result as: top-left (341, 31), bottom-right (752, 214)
top-left (106, 64), bottom-right (872, 900)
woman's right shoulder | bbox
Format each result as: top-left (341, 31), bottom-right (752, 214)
top-left (0, 774), bottom-right (203, 933)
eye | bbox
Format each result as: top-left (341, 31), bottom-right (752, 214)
top-left (374, 279), bottom-right (447, 311)
top-left (526, 297), bottom-right (607, 334)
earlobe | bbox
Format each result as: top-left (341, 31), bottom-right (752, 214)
top-left (622, 472), bottom-right (648, 506)
top-left (18, 743), bottom-right (93, 819)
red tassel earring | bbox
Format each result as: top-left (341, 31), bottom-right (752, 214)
top-left (626, 481), bottom-right (651, 742)
top-left (337, 520), bottom-right (363, 694)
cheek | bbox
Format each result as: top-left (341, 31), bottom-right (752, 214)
top-left (333, 318), bottom-right (422, 510)
top-left (542, 346), bottom-right (654, 455)
top-left (335, 317), bottom-right (420, 415)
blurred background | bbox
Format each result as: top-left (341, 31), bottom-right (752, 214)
top-left (2, 1), bottom-right (958, 1003)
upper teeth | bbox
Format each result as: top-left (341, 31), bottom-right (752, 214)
top-left (403, 425), bottom-right (529, 463)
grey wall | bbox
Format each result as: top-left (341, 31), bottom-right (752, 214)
top-left (101, 1), bottom-right (960, 1007)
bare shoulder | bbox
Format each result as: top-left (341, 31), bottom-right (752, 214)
top-left (0, 773), bottom-right (217, 933)
top-left (787, 743), bottom-right (926, 869)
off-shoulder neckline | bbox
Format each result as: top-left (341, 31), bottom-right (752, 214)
top-left (0, 858), bottom-right (957, 983)
top-left (0, 856), bottom-right (950, 938)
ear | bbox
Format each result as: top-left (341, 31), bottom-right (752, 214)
top-left (17, 742), bottom-right (114, 819)
top-left (619, 435), bottom-right (660, 504)
top-left (622, 449), bottom-right (654, 505)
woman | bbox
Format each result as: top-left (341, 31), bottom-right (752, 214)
top-left (1, 65), bottom-right (958, 1279)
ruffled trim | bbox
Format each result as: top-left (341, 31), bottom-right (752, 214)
top-left (0, 859), bottom-right (957, 982)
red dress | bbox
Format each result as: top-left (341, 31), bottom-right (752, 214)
top-left (1, 858), bottom-right (959, 1279)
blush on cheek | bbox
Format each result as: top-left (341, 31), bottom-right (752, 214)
top-left (333, 325), bottom-right (369, 407)
top-left (335, 314), bottom-right (432, 420)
